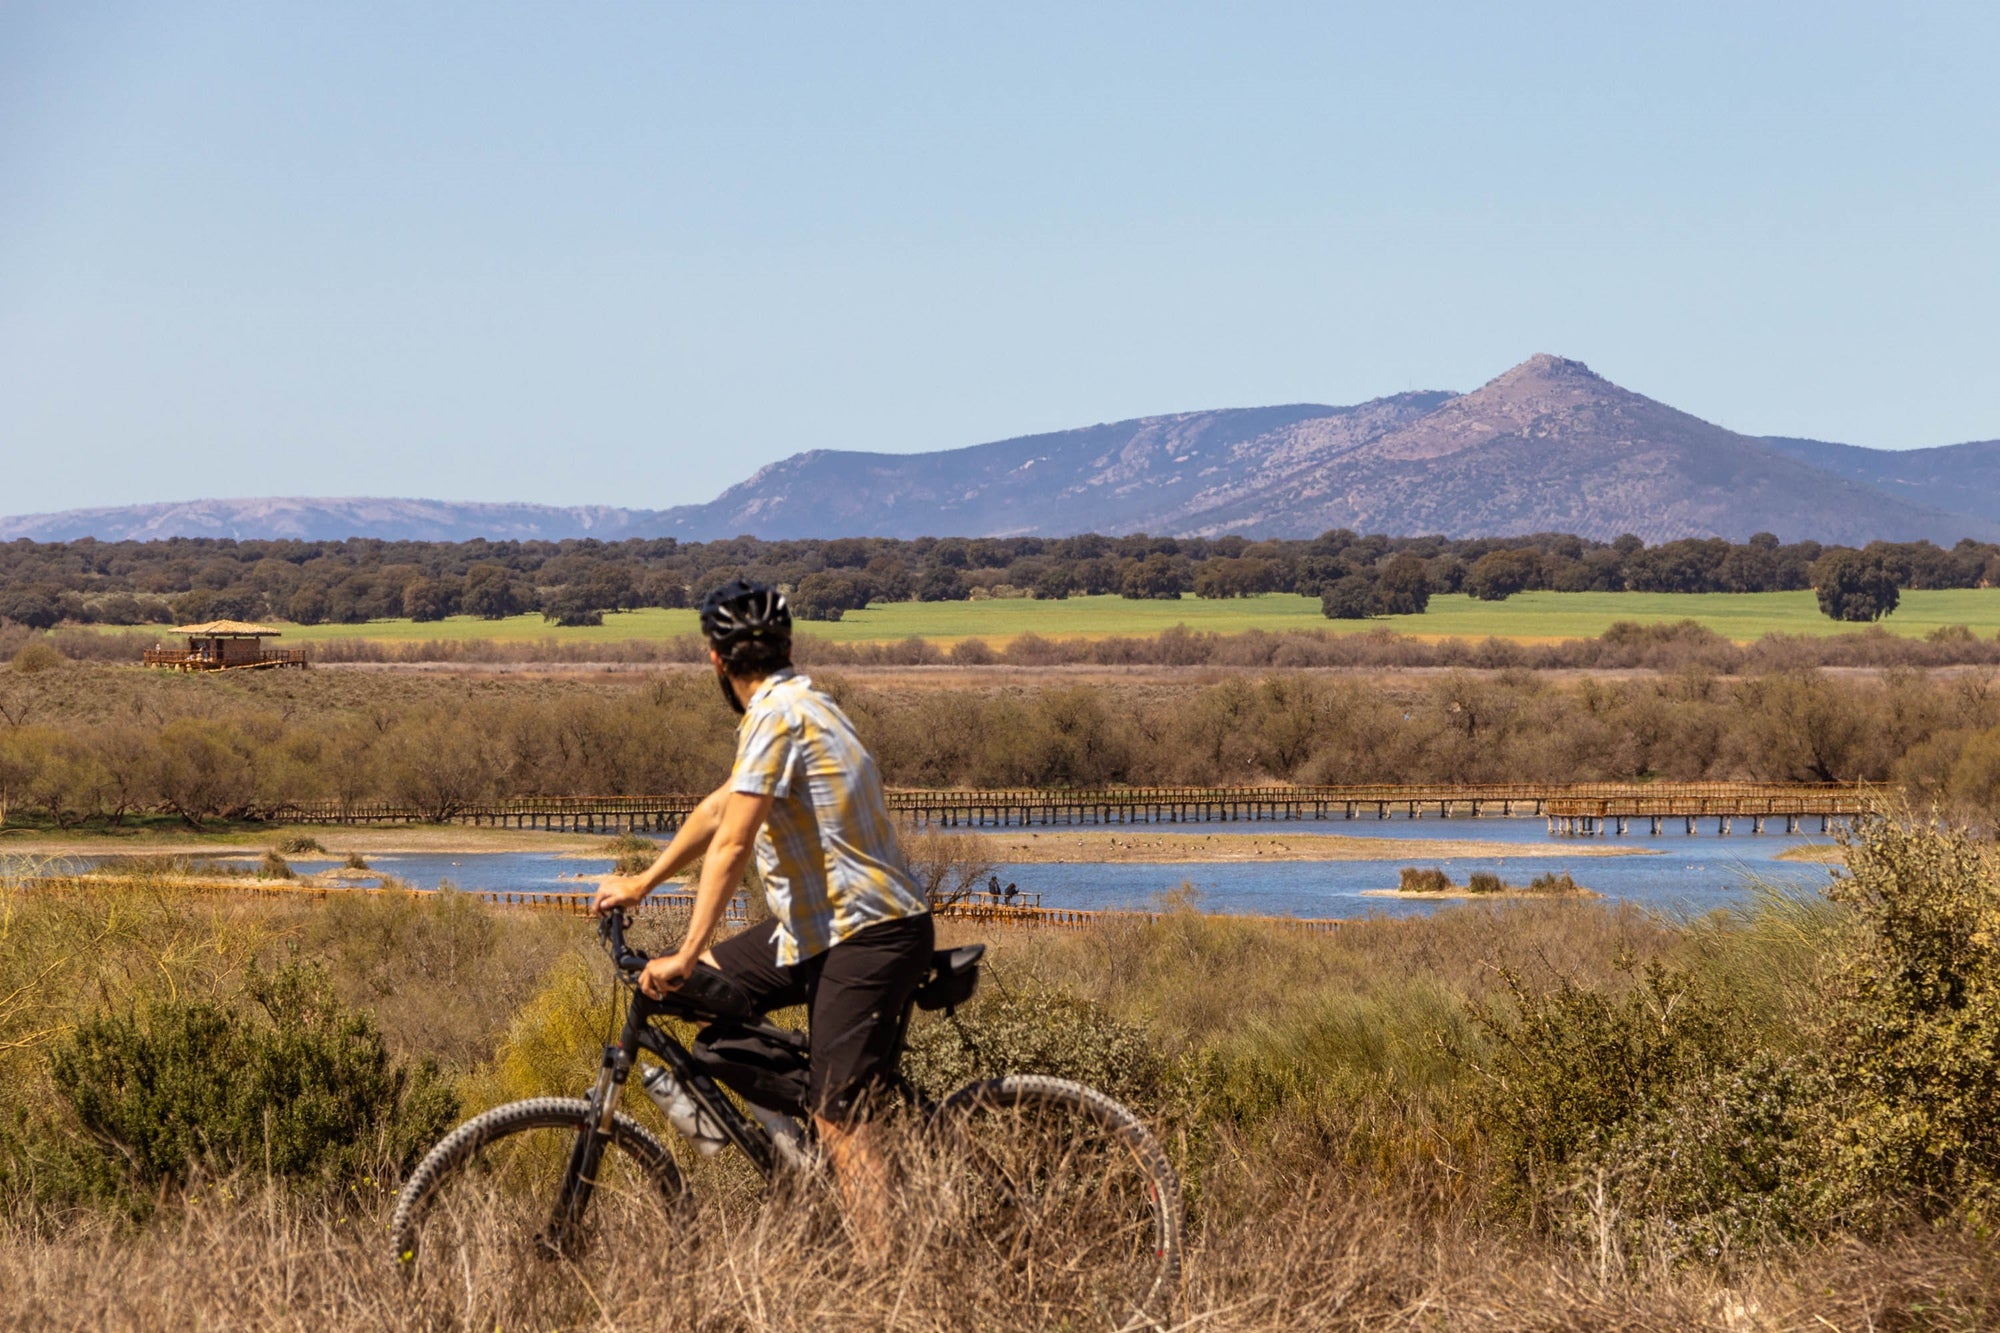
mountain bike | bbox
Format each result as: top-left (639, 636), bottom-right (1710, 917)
top-left (391, 911), bottom-right (1183, 1326)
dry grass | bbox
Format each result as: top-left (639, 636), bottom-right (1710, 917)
top-left (8, 870), bottom-right (1998, 1329)
top-left (3, 1159), bottom-right (1994, 1332)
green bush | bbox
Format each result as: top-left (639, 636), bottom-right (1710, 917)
top-left (47, 961), bottom-right (456, 1201)
top-left (1583, 1051), bottom-right (1821, 1259)
top-left (902, 987), bottom-right (1169, 1113)
top-left (1476, 962), bottom-right (1750, 1218)
top-left (1475, 820), bottom-right (2000, 1256)
top-left (1817, 818), bottom-right (2000, 1228)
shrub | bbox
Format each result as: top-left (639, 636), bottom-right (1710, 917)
top-left (1466, 871), bottom-right (1504, 894)
top-left (1583, 1050), bottom-right (1822, 1259)
top-left (10, 642), bottom-right (63, 674)
top-left (47, 961), bottom-right (456, 1201)
top-left (1816, 818), bottom-right (2000, 1228)
top-left (1476, 962), bottom-right (1750, 1219)
top-left (258, 850), bottom-right (294, 880)
top-left (901, 988), bottom-right (1169, 1113)
top-left (1527, 871), bottom-right (1580, 894)
top-left (460, 953), bottom-right (617, 1109)
top-left (343, 852), bottom-right (370, 870)
top-left (275, 835), bottom-right (326, 855)
top-left (601, 834), bottom-right (661, 875)
top-left (900, 825), bottom-right (997, 905)
top-left (1398, 867), bottom-right (1451, 893)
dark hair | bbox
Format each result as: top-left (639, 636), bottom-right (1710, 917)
top-left (699, 579), bottom-right (793, 678)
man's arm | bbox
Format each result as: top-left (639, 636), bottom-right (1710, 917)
top-left (591, 781), bottom-right (733, 915)
top-left (638, 789), bottom-right (773, 999)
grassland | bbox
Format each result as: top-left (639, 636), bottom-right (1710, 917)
top-left (9, 826), bottom-right (2000, 1328)
top-left (101, 587), bottom-right (2000, 648)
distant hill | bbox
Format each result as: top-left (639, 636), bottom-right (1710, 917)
top-left (651, 355), bottom-right (1993, 544)
top-left (0, 497), bottom-right (681, 544)
top-left (6, 356), bottom-right (1997, 545)
top-left (659, 396), bottom-right (1452, 541)
top-left (1762, 435), bottom-right (2000, 529)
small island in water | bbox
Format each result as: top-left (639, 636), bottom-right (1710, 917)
top-left (1361, 866), bottom-right (1599, 901)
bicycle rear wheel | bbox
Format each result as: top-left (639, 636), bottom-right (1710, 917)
top-left (391, 1097), bottom-right (686, 1318)
top-left (928, 1075), bottom-right (1182, 1329)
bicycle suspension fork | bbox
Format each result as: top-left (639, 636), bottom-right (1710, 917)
top-left (550, 1003), bottom-right (644, 1245)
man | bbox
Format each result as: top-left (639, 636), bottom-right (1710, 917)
top-left (592, 579), bottom-right (933, 1249)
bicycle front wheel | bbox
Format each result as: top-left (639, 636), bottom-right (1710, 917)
top-left (928, 1075), bottom-right (1183, 1329)
top-left (391, 1097), bottom-right (687, 1318)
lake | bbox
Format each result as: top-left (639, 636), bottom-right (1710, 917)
top-left (49, 814), bottom-right (1837, 922)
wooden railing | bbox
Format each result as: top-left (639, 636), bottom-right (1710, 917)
top-left (142, 648), bottom-right (309, 671)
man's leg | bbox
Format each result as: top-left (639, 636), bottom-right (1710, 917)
top-left (803, 914), bottom-right (936, 1258)
top-left (701, 919), bottom-right (809, 1012)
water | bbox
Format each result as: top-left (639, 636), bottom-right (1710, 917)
top-left (992, 814), bottom-right (1838, 920)
top-left (45, 815), bottom-right (1839, 922)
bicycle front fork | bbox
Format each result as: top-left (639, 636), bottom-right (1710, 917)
top-left (550, 1043), bottom-right (630, 1247)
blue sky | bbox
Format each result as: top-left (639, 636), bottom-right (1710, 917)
top-left (3, 2), bottom-right (1997, 515)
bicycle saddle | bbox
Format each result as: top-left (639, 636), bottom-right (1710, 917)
top-left (914, 944), bottom-right (985, 1013)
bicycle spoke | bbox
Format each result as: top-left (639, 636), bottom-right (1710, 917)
top-left (924, 1078), bottom-right (1181, 1328)
top-left (394, 1099), bottom-right (686, 1324)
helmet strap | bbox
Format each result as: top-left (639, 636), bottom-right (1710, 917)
top-left (716, 662), bottom-right (747, 716)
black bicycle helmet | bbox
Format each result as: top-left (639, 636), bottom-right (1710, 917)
top-left (698, 579), bottom-right (792, 658)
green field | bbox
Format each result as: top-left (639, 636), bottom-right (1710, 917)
top-left (107, 588), bottom-right (2000, 647)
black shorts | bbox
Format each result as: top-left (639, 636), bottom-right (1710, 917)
top-left (705, 913), bottom-right (935, 1122)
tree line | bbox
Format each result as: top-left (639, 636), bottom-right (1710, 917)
top-left (7, 660), bottom-right (2000, 828)
top-left (0, 528), bottom-right (1988, 631)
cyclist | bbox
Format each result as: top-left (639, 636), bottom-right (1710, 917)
top-left (592, 579), bottom-right (933, 1253)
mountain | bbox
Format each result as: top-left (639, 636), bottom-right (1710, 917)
top-left (657, 396), bottom-right (1452, 541)
top-left (1190, 354), bottom-right (1988, 544)
top-left (6, 356), bottom-right (1997, 544)
top-left (652, 355), bottom-right (1994, 544)
top-left (0, 497), bottom-right (682, 544)
top-left (1763, 435), bottom-right (2000, 528)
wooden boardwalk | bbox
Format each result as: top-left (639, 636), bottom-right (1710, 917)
top-left (266, 781), bottom-right (1877, 833)
top-left (1544, 789), bottom-right (1872, 836)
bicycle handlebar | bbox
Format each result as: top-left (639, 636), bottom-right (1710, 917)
top-left (598, 911), bottom-right (651, 976)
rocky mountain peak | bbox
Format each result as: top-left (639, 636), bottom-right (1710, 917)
top-left (1507, 352), bottom-right (1604, 382)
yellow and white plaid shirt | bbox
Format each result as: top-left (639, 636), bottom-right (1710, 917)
top-left (730, 669), bottom-right (929, 965)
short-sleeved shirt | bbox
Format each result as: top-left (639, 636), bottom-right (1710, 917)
top-left (730, 669), bottom-right (929, 966)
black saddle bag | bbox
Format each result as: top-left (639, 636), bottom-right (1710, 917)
top-left (913, 944), bottom-right (985, 1013)
top-left (690, 1021), bottom-right (811, 1117)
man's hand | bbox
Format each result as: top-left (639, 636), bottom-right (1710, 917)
top-left (639, 950), bottom-right (698, 999)
top-left (593, 875), bottom-right (648, 917)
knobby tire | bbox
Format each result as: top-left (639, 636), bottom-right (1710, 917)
top-left (390, 1096), bottom-right (685, 1275)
